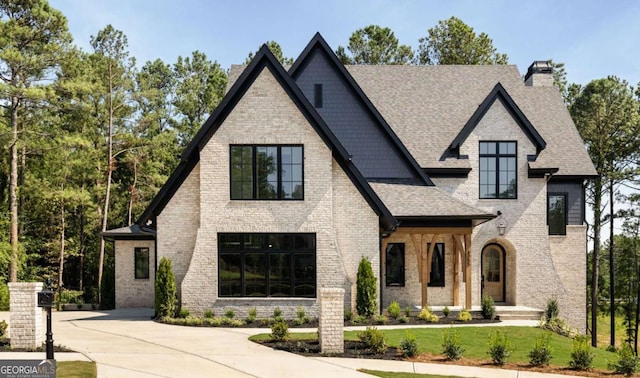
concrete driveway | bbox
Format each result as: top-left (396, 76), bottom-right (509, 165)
top-left (50, 308), bottom-right (373, 378)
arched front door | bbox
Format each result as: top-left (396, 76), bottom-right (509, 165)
top-left (482, 244), bottom-right (505, 302)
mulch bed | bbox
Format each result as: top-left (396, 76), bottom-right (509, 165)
top-left (0, 338), bottom-right (73, 352)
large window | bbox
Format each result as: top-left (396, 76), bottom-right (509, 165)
top-left (479, 141), bottom-right (517, 199)
top-left (548, 193), bottom-right (567, 235)
top-left (230, 145), bottom-right (303, 200)
top-left (134, 247), bottom-right (150, 279)
top-left (385, 243), bottom-right (405, 286)
top-left (218, 233), bottom-right (316, 297)
top-left (427, 243), bottom-right (445, 287)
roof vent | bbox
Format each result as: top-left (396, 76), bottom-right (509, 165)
top-left (524, 60), bottom-right (553, 87)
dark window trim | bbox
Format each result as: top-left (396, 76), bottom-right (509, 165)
top-left (385, 243), bottom-right (405, 287)
top-left (479, 141), bottom-right (518, 199)
top-left (229, 145), bottom-right (304, 201)
top-left (134, 247), bottom-right (150, 279)
top-left (548, 192), bottom-right (568, 235)
top-left (218, 233), bottom-right (316, 298)
top-left (427, 243), bottom-right (445, 287)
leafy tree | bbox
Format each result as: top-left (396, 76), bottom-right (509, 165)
top-left (246, 41), bottom-right (294, 66)
top-left (173, 51), bottom-right (227, 145)
top-left (570, 77), bottom-right (640, 347)
top-left (336, 25), bottom-right (413, 65)
top-left (0, 0), bottom-right (72, 281)
top-left (356, 256), bottom-right (377, 317)
top-left (155, 256), bottom-right (177, 318)
top-left (417, 17), bottom-right (508, 65)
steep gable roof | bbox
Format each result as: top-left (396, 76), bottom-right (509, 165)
top-left (138, 44), bottom-right (397, 230)
top-left (289, 32), bottom-right (434, 186)
top-left (447, 83), bottom-right (546, 157)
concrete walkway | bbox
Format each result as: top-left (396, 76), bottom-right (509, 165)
top-left (0, 309), bottom-right (587, 378)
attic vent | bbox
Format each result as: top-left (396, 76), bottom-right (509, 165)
top-left (314, 84), bottom-right (323, 108)
top-left (524, 61), bottom-right (553, 87)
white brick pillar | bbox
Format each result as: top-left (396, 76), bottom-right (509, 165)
top-left (319, 288), bottom-right (344, 354)
top-left (9, 282), bottom-right (43, 349)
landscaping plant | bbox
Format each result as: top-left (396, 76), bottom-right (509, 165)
top-left (608, 343), bottom-right (639, 377)
top-left (246, 307), bottom-right (257, 323)
top-left (356, 256), bottom-right (377, 317)
top-left (399, 331), bottom-right (418, 357)
top-left (443, 306), bottom-right (450, 318)
top-left (270, 320), bottom-right (289, 341)
top-left (203, 309), bottom-right (214, 319)
top-left (0, 320), bottom-right (7, 338)
top-left (545, 297), bottom-right (559, 321)
top-left (569, 335), bottom-right (594, 370)
top-left (457, 309), bottom-right (472, 322)
top-left (358, 326), bottom-right (387, 355)
top-left (387, 300), bottom-right (401, 319)
top-left (404, 306), bottom-right (412, 317)
top-left (344, 308), bottom-right (353, 321)
top-left (487, 331), bottom-right (513, 365)
top-left (441, 329), bottom-right (464, 360)
top-left (178, 308), bottom-right (190, 318)
top-left (481, 293), bottom-right (496, 320)
top-left (154, 257), bottom-right (178, 318)
top-left (417, 308), bottom-right (439, 323)
top-left (374, 314), bottom-right (388, 324)
top-left (224, 309), bottom-right (235, 319)
top-left (528, 333), bottom-right (553, 367)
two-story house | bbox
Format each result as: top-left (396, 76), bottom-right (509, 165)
top-left (104, 33), bottom-right (596, 330)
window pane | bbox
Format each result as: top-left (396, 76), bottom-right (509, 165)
top-left (549, 194), bottom-right (567, 235)
top-left (135, 248), bottom-right (149, 279)
top-left (220, 254), bottom-right (242, 296)
top-left (244, 253), bottom-right (266, 296)
top-left (291, 147), bottom-right (303, 163)
top-left (294, 253), bottom-right (315, 297)
top-left (487, 142), bottom-right (496, 154)
top-left (269, 253), bottom-right (292, 296)
top-left (256, 147), bottom-right (278, 199)
top-left (244, 234), bottom-right (265, 249)
top-left (219, 234), bottom-right (242, 249)
top-left (292, 182), bottom-right (303, 199)
top-left (479, 142), bottom-right (488, 154)
top-left (294, 234), bottom-right (315, 250)
top-left (268, 234), bottom-right (289, 250)
top-left (428, 243), bottom-right (445, 287)
top-left (385, 244), bottom-right (405, 286)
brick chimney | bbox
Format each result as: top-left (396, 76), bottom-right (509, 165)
top-left (524, 60), bottom-right (553, 86)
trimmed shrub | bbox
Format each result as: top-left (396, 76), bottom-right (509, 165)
top-left (246, 307), bottom-right (257, 323)
top-left (400, 331), bottom-right (418, 357)
top-left (356, 256), bottom-right (377, 317)
top-left (398, 316), bottom-right (409, 324)
top-left (296, 305), bottom-right (306, 320)
top-left (344, 308), bottom-right (353, 321)
top-left (481, 293), bottom-right (496, 320)
top-left (358, 326), bottom-right (387, 355)
top-left (487, 331), bottom-right (513, 365)
top-left (457, 309), bottom-right (472, 322)
top-left (528, 333), bottom-right (553, 367)
top-left (351, 315), bottom-right (368, 325)
top-left (545, 297), bottom-right (560, 322)
top-left (270, 320), bottom-right (289, 341)
top-left (203, 309), bottom-right (214, 319)
top-left (443, 306), bottom-right (450, 318)
top-left (374, 314), bottom-right (388, 324)
top-left (0, 320), bottom-right (7, 338)
top-left (442, 329), bottom-right (464, 360)
top-left (273, 306), bottom-right (282, 318)
top-left (404, 306), bottom-right (412, 317)
top-left (608, 343), bottom-right (639, 377)
top-left (417, 308), bottom-right (439, 323)
top-left (224, 309), bottom-right (235, 319)
top-left (387, 301), bottom-right (401, 319)
top-left (178, 308), bottom-right (190, 318)
top-left (569, 335), bottom-right (594, 370)
top-left (155, 257), bottom-right (178, 318)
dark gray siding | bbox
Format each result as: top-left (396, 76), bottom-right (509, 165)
top-left (293, 49), bottom-right (418, 182)
top-left (548, 181), bottom-right (584, 225)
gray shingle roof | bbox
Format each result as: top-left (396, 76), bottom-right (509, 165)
top-left (346, 65), bottom-right (596, 176)
top-left (370, 182), bottom-right (494, 219)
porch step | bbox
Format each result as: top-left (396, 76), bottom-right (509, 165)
top-left (495, 307), bottom-right (544, 321)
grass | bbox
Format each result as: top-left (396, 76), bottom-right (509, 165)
top-left (57, 361), bottom-right (97, 378)
top-left (592, 311), bottom-right (626, 348)
top-left (361, 371), bottom-right (460, 378)
top-left (250, 326), bottom-right (617, 370)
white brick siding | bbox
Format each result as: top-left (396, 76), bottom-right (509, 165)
top-left (115, 240), bottom-right (155, 308)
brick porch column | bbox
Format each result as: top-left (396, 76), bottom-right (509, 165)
top-left (319, 288), bottom-right (344, 354)
top-left (9, 282), bottom-right (44, 350)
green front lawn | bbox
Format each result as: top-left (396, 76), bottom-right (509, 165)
top-left (57, 361), bottom-right (96, 378)
top-left (361, 371), bottom-right (460, 378)
top-left (251, 326), bottom-right (617, 370)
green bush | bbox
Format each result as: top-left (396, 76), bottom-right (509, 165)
top-left (296, 305), bottom-right (306, 320)
top-left (246, 307), bottom-right (257, 323)
top-left (351, 314), bottom-right (368, 325)
top-left (273, 307), bottom-right (282, 318)
top-left (442, 329), bottom-right (464, 360)
top-left (417, 308), bottom-right (439, 323)
top-left (398, 316), bottom-right (409, 324)
top-left (569, 335), bottom-right (594, 370)
top-left (356, 256), bottom-right (377, 317)
top-left (184, 316), bottom-right (202, 326)
top-left (457, 309), bottom-right (472, 322)
top-left (545, 297), bottom-right (560, 322)
top-left (203, 309), bottom-right (214, 319)
top-left (358, 326), bottom-right (387, 355)
top-left (224, 309), bottom-right (235, 319)
top-left (400, 331), bottom-right (418, 357)
top-left (154, 257), bottom-right (178, 318)
top-left (56, 289), bottom-right (84, 310)
top-left (344, 308), bottom-right (353, 321)
top-left (443, 306), bottom-right (450, 318)
top-left (481, 294), bottom-right (496, 320)
top-left (387, 301), bottom-right (401, 319)
top-left (178, 308), bottom-right (190, 318)
top-left (374, 314), bottom-right (388, 324)
top-left (608, 343), bottom-right (639, 377)
top-left (0, 281), bottom-right (8, 311)
top-left (404, 306), bottom-right (412, 317)
top-left (528, 333), bottom-right (553, 367)
top-left (487, 331), bottom-right (513, 365)
top-left (0, 320), bottom-right (7, 338)
top-left (270, 320), bottom-right (289, 341)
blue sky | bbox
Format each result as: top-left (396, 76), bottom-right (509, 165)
top-left (50, 0), bottom-right (639, 86)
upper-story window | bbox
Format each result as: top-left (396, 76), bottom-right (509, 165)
top-left (548, 193), bottom-right (567, 235)
top-left (479, 141), bottom-right (517, 199)
top-left (230, 145), bottom-right (303, 200)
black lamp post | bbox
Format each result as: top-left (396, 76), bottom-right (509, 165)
top-left (37, 280), bottom-right (55, 360)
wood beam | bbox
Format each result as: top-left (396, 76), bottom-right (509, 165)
top-left (381, 238), bottom-right (389, 286)
top-left (452, 235), bottom-right (460, 306)
top-left (464, 234), bottom-right (472, 310)
top-left (395, 227), bottom-right (472, 235)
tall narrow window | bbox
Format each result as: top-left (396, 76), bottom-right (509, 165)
top-left (385, 243), bottom-right (405, 286)
top-left (314, 84), bottom-right (323, 108)
top-left (230, 145), bottom-right (303, 200)
top-left (479, 141), bottom-right (517, 199)
top-left (548, 193), bottom-right (567, 235)
top-left (134, 247), bottom-right (149, 279)
top-left (427, 243), bottom-right (445, 287)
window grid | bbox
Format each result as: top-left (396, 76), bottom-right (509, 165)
top-left (479, 141), bottom-right (517, 199)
